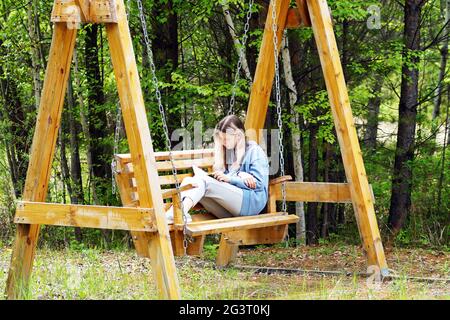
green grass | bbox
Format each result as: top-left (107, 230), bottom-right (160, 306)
top-left (0, 246), bottom-right (448, 300)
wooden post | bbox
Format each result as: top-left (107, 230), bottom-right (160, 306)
top-left (216, 234), bottom-right (239, 267)
top-left (171, 195), bottom-right (186, 256)
top-left (105, 0), bottom-right (181, 298)
top-left (5, 23), bottom-right (77, 299)
top-left (306, 0), bottom-right (388, 274)
top-left (245, 0), bottom-right (291, 142)
top-left (114, 165), bottom-right (150, 258)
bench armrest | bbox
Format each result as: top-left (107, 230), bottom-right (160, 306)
top-left (161, 183), bottom-right (197, 199)
top-left (269, 175), bottom-right (293, 186)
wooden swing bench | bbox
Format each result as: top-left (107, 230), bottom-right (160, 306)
top-left (114, 148), bottom-right (299, 266)
top-left (6, 0), bottom-right (389, 300)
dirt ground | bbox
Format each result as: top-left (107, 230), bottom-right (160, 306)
top-left (233, 244), bottom-right (449, 279)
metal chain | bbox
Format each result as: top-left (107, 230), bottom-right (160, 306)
top-left (228, 0), bottom-right (255, 116)
top-left (271, 0), bottom-right (287, 215)
top-left (111, 102), bottom-right (122, 195)
top-left (137, 0), bottom-right (189, 254)
top-left (271, 0), bottom-right (289, 246)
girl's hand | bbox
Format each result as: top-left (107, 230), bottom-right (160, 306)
top-left (212, 171), bottom-right (231, 183)
top-left (239, 172), bottom-right (256, 189)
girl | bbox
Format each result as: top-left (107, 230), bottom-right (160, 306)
top-left (166, 115), bottom-right (269, 223)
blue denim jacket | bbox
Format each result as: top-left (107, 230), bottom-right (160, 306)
top-left (224, 141), bottom-right (269, 216)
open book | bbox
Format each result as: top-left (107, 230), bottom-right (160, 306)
top-left (192, 164), bottom-right (212, 178)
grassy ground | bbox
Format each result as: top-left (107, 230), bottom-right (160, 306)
top-left (0, 243), bottom-right (448, 300)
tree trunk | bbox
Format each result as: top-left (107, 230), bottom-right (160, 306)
top-left (27, 0), bottom-right (42, 110)
top-left (74, 49), bottom-right (99, 206)
top-left (222, 3), bottom-right (253, 82)
top-left (151, 0), bottom-right (180, 141)
top-left (364, 77), bottom-right (383, 150)
top-left (281, 33), bottom-right (306, 245)
top-left (388, 0), bottom-right (424, 235)
top-left (67, 74), bottom-right (84, 241)
top-left (432, 0), bottom-right (450, 119)
top-left (84, 24), bottom-right (111, 208)
top-left (0, 55), bottom-right (29, 197)
top-left (306, 122), bottom-right (319, 245)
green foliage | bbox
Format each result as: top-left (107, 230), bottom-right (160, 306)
top-left (295, 90), bottom-right (335, 144)
top-left (0, 0), bottom-right (448, 251)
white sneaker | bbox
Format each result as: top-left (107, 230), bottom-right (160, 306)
top-left (165, 206), bottom-right (192, 224)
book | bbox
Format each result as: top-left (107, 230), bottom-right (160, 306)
top-left (192, 164), bottom-right (213, 178)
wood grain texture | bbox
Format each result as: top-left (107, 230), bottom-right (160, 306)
top-left (6, 23), bottom-right (77, 300)
top-left (245, 0), bottom-right (291, 143)
top-left (106, 0), bottom-right (180, 299)
top-left (216, 234), bottom-right (239, 268)
top-left (15, 201), bottom-right (155, 232)
top-left (186, 213), bottom-right (299, 237)
top-left (306, 0), bottom-right (387, 271)
top-left (270, 182), bottom-right (353, 203)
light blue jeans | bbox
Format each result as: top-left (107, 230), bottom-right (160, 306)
top-left (179, 174), bottom-right (244, 218)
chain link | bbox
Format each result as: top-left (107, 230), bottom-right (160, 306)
top-left (137, 0), bottom-right (189, 253)
top-left (271, 0), bottom-right (289, 246)
top-left (271, 0), bottom-right (287, 215)
top-left (228, 0), bottom-right (254, 116)
top-left (111, 102), bottom-right (122, 195)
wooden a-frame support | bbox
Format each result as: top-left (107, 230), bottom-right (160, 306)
top-left (6, 0), bottom-right (387, 300)
top-left (6, 0), bottom-right (180, 299)
top-left (245, 0), bottom-right (388, 275)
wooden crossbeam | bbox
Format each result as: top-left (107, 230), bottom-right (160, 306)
top-left (14, 201), bottom-right (156, 232)
top-left (285, 6), bottom-right (312, 29)
top-left (51, 0), bottom-right (118, 27)
top-left (295, 0), bottom-right (311, 26)
top-left (270, 182), bottom-right (352, 203)
top-left (270, 182), bottom-right (376, 204)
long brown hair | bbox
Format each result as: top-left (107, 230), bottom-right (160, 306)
top-left (213, 115), bottom-right (246, 172)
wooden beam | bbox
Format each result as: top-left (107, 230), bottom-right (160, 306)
top-left (224, 225), bottom-right (288, 246)
top-left (306, 0), bottom-right (387, 274)
top-left (115, 161), bottom-right (151, 258)
top-left (186, 213), bottom-right (298, 237)
top-left (115, 148), bottom-right (215, 163)
top-left (5, 23), bottom-right (77, 300)
top-left (51, 0), bottom-right (83, 28)
top-left (285, 7), bottom-right (312, 29)
top-left (74, 0), bottom-right (90, 20)
top-left (295, 0), bottom-right (311, 26)
top-left (89, 0), bottom-right (117, 23)
top-left (105, 0), bottom-right (181, 299)
top-left (286, 8), bottom-right (302, 29)
top-left (245, 0), bottom-right (291, 143)
top-left (14, 201), bottom-right (155, 232)
top-left (270, 182), bottom-right (353, 203)
top-left (51, 0), bottom-right (117, 25)
top-left (216, 234), bottom-right (239, 268)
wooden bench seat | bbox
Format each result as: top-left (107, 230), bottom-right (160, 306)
top-left (114, 148), bottom-right (298, 267)
top-left (185, 213), bottom-right (299, 237)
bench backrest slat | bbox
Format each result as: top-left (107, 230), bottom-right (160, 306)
top-left (115, 149), bottom-right (215, 205)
